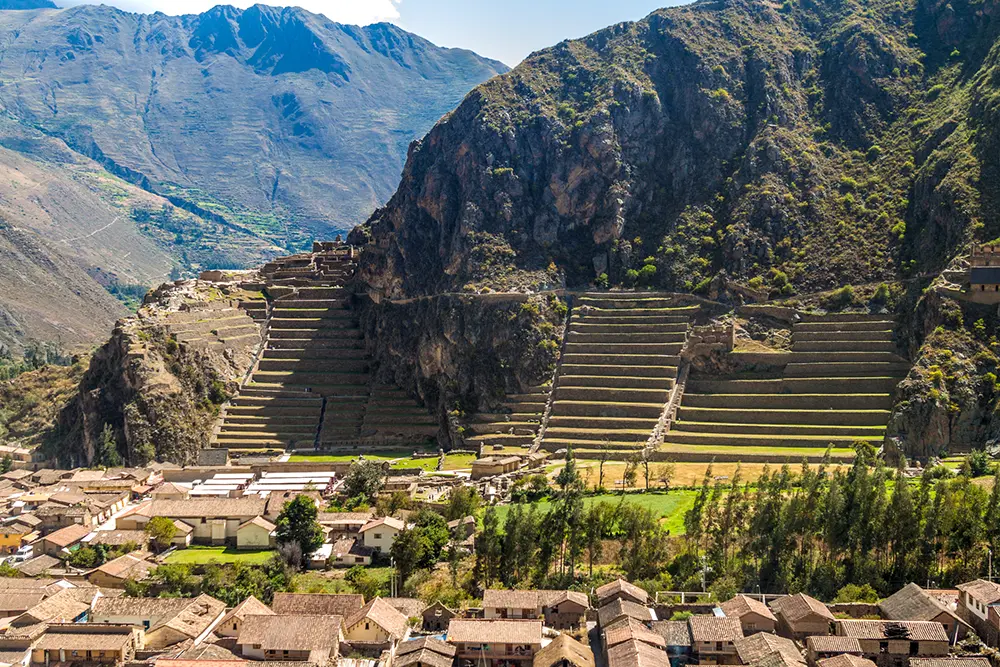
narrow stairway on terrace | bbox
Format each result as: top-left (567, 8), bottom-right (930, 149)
top-left (538, 293), bottom-right (698, 460)
top-left (662, 312), bottom-right (910, 463)
top-left (212, 245), bottom-right (437, 454)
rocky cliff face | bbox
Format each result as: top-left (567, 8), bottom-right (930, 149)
top-left (349, 0), bottom-right (1000, 458)
top-left (52, 281), bottom-right (261, 466)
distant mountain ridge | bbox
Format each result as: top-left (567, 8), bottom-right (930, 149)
top-left (0, 3), bottom-right (505, 352)
top-left (0, 4), bottom-right (506, 252)
top-left (0, 0), bottom-right (55, 8)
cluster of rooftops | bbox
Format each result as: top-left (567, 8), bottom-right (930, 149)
top-left (0, 572), bottom-right (998, 667)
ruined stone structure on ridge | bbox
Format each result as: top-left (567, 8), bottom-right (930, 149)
top-left (968, 244), bottom-right (1000, 300)
top-left (210, 241), bottom-right (437, 455)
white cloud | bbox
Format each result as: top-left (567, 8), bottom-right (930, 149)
top-left (59, 0), bottom-right (401, 26)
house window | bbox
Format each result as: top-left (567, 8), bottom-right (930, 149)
top-left (716, 642), bottom-right (723, 651)
top-left (365, 622), bottom-right (370, 630)
top-left (879, 642), bottom-right (889, 654)
top-left (910, 642), bottom-right (919, 656)
top-left (374, 533), bottom-right (382, 539)
top-left (355, 557), bottom-right (364, 563)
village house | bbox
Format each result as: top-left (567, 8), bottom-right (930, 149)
top-left (317, 511), bottom-right (374, 538)
top-left (446, 618), bottom-right (543, 667)
top-left (341, 597), bottom-right (411, 656)
top-left (214, 595), bottom-right (274, 638)
top-left (87, 552), bottom-right (155, 589)
top-left (482, 589), bottom-right (588, 628)
top-left (117, 498), bottom-right (267, 546)
top-left (721, 595), bottom-right (779, 636)
top-left (878, 584), bottom-right (970, 642)
top-left (235, 516), bottom-right (275, 549)
top-left (604, 617), bottom-right (667, 654)
top-left (734, 632), bottom-right (805, 667)
top-left (818, 655), bottom-right (878, 667)
top-left (30, 623), bottom-right (142, 667)
top-left (89, 594), bottom-right (226, 649)
top-left (10, 587), bottom-right (98, 626)
top-left (236, 613), bottom-right (343, 662)
top-left (37, 523), bottom-right (91, 556)
top-left (598, 598), bottom-right (656, 629)
top-left (806, 636), bottom-right (864, 665)
top-left (396, 636), bottom-right (458, 667)
top-left (359, 516), bottom-right (407, 553)
top-left (607, 638), bottom-right (671, 667)
top-left (270, 592), bottom-right (365, 617)
top-left (170, 520), bottom-right (194, 547)
top-left (597, 579), bottom-right (650, 607)
top-left (0, 525), bottom-right (33, 555)
top-left (771, 594), bottom-right (836, 641)
top-left (688, 616), bottom-right (744, 665)
top-left (955, 580), bottom-right (1000, 646)
top-left (534, 633), bottom-right (595, 667)
top-left (87, 530), bottom-right (150, 551)
top-left (652, 619), bottom-right (694, 666)
top-left (151, 483), bottom-right (190, 501)
top-left (422, 601), bottom-right (457, 632)
top-left (834, 620), bottom-right (949, 667)
top-left (330, 536), bottom-right (373, 567)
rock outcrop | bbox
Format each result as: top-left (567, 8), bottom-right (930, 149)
top-left (51, 281), bottom-right (262, 466)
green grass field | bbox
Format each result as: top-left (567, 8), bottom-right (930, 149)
top-left (492, 490), bottom-right (699, 536)
top-left (289, 451), bottom-right (475, 472)
top-left (288, 450), bottom-right (416, 463)
top-left (163, 546), bottom-right (275, 565)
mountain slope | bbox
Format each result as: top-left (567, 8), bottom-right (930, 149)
top-left (0, 4), bottom-right (508, 251)
top-left (353, 0), bottom-right (996, 298)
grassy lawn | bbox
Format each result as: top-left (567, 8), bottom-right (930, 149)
top-left (290, 452), bottom-right (475, 471)
top-left (442, 453), bottom-right (477, 470)
top-left (492, 490), bottom-right (700, 536)
top-left (164, 546), bottom-right (275, 565)
top-left (288, 450), bottom-right (421, 463)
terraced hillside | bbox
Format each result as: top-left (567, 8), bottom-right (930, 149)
top-left (466, 386), bottom-right (549, 453)
top-left (663, 313), bottom-right (909, 462)
top-left (212, 246), bottom-right (438, 453)
top-left (539, 294), bottom-right (696, 459)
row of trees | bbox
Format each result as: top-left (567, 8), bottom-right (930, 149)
top-left (682, 445), bottom-right (1000, 599)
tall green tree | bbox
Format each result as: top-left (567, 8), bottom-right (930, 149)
top-left (275, 495), bottom-right (324, 562)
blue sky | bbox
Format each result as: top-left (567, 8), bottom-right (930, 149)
top-left (58, 0), bottom-right (682, 66)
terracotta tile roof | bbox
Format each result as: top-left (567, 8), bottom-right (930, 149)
top-left (238, 516), bottom-right (276, 532)
top-left (138, 498), bottom-right (267, 520)
top-left (271, 593), bottom-right (364, 617)
top-left (152, 483), bottom-right (190, 497)
top-left (14, 588), bottom-right (98, 624)
top-left (93, 594), bottom-right (225, 639)
top-left (606, 638), bottom-right (670, 667)
top-left (446, 619), bottom-right (542, 645)
top-left (12, 555), bottom-right (60, 577)
top-left (836, 620), bottom-right (949, 642)
top-left (156, 661), bottom-right (244, 667)
top-left (384, 597), bottom-right (425, 619)
top-left (173, 519), bottom-right (194, 534)
top-left (604, 617), bottom-right (666, 649)
top-left (218, 595), bottom-right (274, 629)
top-left (10, 515), bottom-right (40, 528)
top-left (237, 614), bottom-right (342, 651)
top-left (398, 636), bottom-right (456, 658)
top-left (0, 592), bottom-right (46, 613)
top-left (909, 659), bottom-right (993, 667)
top-left (345, 597), bottom-right (409, 640)
top-left (534, 633), bottom-right (595, 667)
top-left (93, 551), bottom-right (154, 581)
top-left (651, 620), bottom-right (692, 647)
top-left (818, 655), bottom-right (878, 667)
top-left (33, 628), bottom-right (134, 650)
top-left (359, 516), bottom-right (405, 532)
top-left (41, 523), bottom-right (91, 548)
top-left (317, 512), bottom-right (373, 524)
top-left (806, 636), bottom-right (863, 653)
top-left (957, 580), bottom-right (1000, 605)
top-left (484, 589), bottom-right (543, 610)
top-left (540, 590), bottom-right (590, 609)
top-left (0, 577), bottom-right (68, 592)
top-left (596, 579), bottom-right (648, 605)
top-left (772, 593), bottom-right (835, 623)
top-left (89, 530), bottom-right (149, 547)
top-left (598, 598), bottom-right (653, 627)
top-left (756, 650), bottom-right (809, 667)
top-left (879, 583), bottom-right (963, 624)
top-left (396, 647), bottom-right (454, 667)
top-left (688, 616), bottom-right (744, 643)
top-left (720, 594), bottom-right (778, 623)
top-left (735, 632), bottom-right (804, 665)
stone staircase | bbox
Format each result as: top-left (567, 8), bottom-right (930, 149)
top-left (539, 294), bottom-right (697, 459)
top-left (465, 386), bottom-right (549, 453)
top-left (662, 313), bottom-right (909, 462)
top-left (211, 245), bottom-right (438, 453)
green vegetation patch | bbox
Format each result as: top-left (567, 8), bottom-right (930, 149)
top-left (163, 546), bottom-right (275, 565)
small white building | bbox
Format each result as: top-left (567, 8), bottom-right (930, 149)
top-left (236, 516), bottom-right (276, 549)
top-left (359, 516), bottom-right (407, 553)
